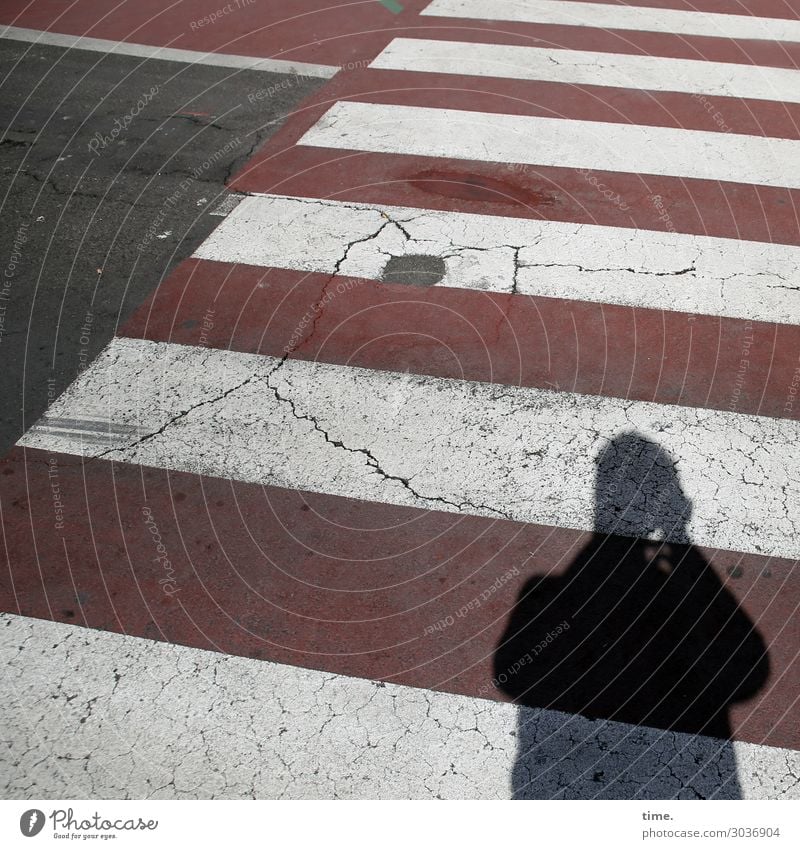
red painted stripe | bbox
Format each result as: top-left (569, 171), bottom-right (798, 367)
top-left (120, 259), bottom-right (800, 421)
top-left (392, 19), bottom-right (800, 70)
top-left (313, 67), bottom-right (800, 138)
top-left (228, 69), bottom-right (800, 245)
top-left (233, 145), bottom-right (800, 246)
top-left (0, 0), bottom-right (431, 65)
top-left (0, 446), bottom-right (795, 747)
top-left (3, 1), bottom-right (800, 69)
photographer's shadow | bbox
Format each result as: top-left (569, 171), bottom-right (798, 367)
top-left (494, 432), bottom-right (769, 799)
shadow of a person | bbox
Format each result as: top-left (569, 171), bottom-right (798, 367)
top-left (494, 432), bottom-right (769, 799)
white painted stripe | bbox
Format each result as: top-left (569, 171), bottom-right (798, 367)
top-left (371, 37), bottom-right (800, 104)
top-left (298, 101), bottom-right (800, 190)
top-left (193, 193), bottom-right (800, 326)
top-left (18, 337), bottom-right (800, 560)
top-left (422, 0), bottom-right (800, 44)
top-left (0, 24), bottom-right (337, 77)
top-left (3, 614), bottom-right (797, 799)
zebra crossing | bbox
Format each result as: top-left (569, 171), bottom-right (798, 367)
top-left (2, 0), bottom-right (800, 799)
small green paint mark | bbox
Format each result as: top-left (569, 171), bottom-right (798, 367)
top-left (378, 0), bottom-right (404, 12)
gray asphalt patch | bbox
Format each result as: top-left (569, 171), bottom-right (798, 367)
top-left (381, 253), bottom-right (446, 286)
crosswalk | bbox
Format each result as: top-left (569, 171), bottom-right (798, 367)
top-left (2, 0), bottom-right (800, 799)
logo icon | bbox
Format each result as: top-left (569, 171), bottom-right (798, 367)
top-left (20, 810), bottom-right (45, 837)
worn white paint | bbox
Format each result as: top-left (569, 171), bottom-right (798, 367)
top-left (371, 38), bottom-right (800, 104)
top-left (193, 193), bottom-right (800, 326)
top-left (299, 101), bottom-right (800, 190)
top-left (2, 614), bottom-right (797, 799)
top-left (0, 25), bottom-right (337, 77)
top-left (18, 337), bottom-right (800, 560)
top-left (422, 0), bottom-right (800, 44)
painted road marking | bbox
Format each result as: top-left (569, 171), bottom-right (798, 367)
top-left (18, 336), bottom-right (800, 561)
top-left (371, 38), bottom-right (800, 104)
top-left (0, 25), bottom-right (338, 77)
top-left (5, 613), bottom-right (797, 798)
top-left (122, 259), bottom-right (800, 421)
top-left (4, 444), bottom-right (797, 750)
top-left (192, 193), bottom-right (800, 326)
top-left (421, 0), bottom-right (800, 43)
top-left (299, 101), bottom-right (800, 190)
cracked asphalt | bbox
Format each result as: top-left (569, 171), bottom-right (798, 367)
top-left (2, 4), bottom-right (799, 807)
top-left (0, 39), bottom-right (323, 456)
top-left (194, 193), bottom-right (800, 324)
top-left (5, 614), bottom-right (799, 799)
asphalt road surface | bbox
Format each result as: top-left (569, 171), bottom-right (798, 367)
top-left (0, 39), bottom-right (322, 455)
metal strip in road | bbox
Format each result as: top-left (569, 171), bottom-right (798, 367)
top-left (121, 259), bottom-right (800, 421)
top-left (17, 336), bottom-right (800, 561)
top-left (0, 24), bottom-right (338, 77)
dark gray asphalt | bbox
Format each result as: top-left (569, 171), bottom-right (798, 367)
top-left (0, 40), bottom-right (323, 455)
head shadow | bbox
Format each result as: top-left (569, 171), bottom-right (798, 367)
top-left (493, 431), bottom-right (769, 799)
